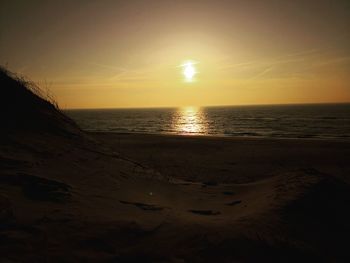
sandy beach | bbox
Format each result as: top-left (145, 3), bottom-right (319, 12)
top-left (2, 130), bottom-right (350, 261)
top-left (93, 133), bottom-right (350, 184)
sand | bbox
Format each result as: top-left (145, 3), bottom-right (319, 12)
top-left (94, 133), bottom-right (350, 184)
top-left (2, 130), bottom-right (350, 262)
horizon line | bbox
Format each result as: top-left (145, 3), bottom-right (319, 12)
top-left (63, 101), bottom-right (350, 111)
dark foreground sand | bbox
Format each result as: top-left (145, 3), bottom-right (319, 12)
top-left (2, 130), bottom-right (350, 262)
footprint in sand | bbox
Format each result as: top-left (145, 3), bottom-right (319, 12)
top-left (119, 200), bottom-right (164, 211)
top-left (202, 181), bottom-right (218, 187)
top-left (222, 191), bottom-right (235, 195)
top-left (225, 200), bottom-right (242, 206)
top-left (188, 209), bottom-right (221, 216)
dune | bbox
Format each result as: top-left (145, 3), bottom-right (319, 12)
top-left (1, 67), bottom-right (350, 262)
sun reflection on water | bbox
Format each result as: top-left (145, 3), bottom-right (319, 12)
top-left (172, 107), bottom-right (207, 134)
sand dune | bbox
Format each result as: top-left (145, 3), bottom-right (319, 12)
top-left (1, 68), bottom-right (350, 262)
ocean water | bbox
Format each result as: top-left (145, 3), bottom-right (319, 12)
top-left (65, 103), bottom-right (350, 140)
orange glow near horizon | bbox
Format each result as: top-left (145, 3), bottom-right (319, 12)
top-left (1, 1), bottom-right (349, 109)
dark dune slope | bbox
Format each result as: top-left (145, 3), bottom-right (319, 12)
top-left (0, 67), bottom-right (80, 136)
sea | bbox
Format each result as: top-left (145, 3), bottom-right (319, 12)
top-left (65, 103), bottom-right (350, 140)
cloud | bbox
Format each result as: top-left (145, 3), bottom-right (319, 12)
top-left (250, 67), bottom-right (274, 80)
top-left (219, 47), bottom-right (350, 80)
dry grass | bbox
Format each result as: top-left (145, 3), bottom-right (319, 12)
top-left (0, 65), bottom-right (59, 110)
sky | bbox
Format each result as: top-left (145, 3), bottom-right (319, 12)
top-left (1, 0), bottom-right (349, 109)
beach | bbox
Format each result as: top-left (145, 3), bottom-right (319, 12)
top-left (93, 132), bottom-right (350, 184)
top-left (3, 127), bottom-right (350, 261)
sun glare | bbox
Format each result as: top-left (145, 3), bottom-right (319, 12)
top-left (182, 61), bottom-right (197, 82)
top-left (172, 107), bottom-right (207, 134)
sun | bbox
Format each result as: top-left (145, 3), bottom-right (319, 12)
top-left (182, 61), bottom-right (197, 82)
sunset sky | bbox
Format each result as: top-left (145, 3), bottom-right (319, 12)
top-left (1, 0), bottom-right (349, 109)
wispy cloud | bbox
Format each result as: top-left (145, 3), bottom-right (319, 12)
top-left (315, 56), bottom-right (350, 67)
top-left (220, 48), bottom-right (325, 72)
top-left (218, 46), bottom-right (349, 80)
top-left (87, 62), bottom-right (153, 82)
top-left (219, 61), bottom-right (259, 70)
top-left (250, 67), bottom-right (274, 80)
